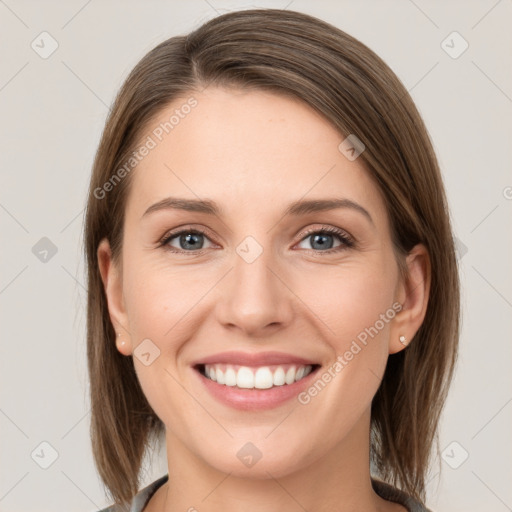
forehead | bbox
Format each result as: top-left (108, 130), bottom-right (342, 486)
top-left (126, 87), bottom-right (388, 225)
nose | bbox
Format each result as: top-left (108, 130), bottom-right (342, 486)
top-left (215, 245), bottom-right (294, 337)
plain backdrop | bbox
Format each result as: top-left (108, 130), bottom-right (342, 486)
top-left (0, 1), bottom-right (511, 511)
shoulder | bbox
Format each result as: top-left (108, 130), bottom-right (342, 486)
top-left (97, 474), bottom-right (169, 512)
top-left (371, 477), bottom-right (433, 512)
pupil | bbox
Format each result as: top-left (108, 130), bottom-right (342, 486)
top-left (312, 233), bottom-right (333, 250)
top-left (181, 233), bottom-right (202, 250)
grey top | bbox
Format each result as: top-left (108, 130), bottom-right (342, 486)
top-left (98, 474), bottom-right (432, 512)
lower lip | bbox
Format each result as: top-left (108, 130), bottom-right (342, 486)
top-left (194, 366), bottom-right (320, 411)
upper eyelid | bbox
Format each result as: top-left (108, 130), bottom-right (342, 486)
top-left (300, 225), bottom-right (351, 238)
top-left (160, 225), bottom-right (217, 244)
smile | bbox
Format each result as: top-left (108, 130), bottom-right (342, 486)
top-left (200, 363), bottom-right (316, 389)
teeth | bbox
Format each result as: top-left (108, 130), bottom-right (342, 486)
top-left (203, 364), bottom-right (314, 389)
top-left (273, 367), bottom-right (285, 386)
top-left (285, 367), bottom-right (296, 385)
top-left (224, 367), bottom-right (237, 386)
top-left (237, 367), bottom-right (255, 389)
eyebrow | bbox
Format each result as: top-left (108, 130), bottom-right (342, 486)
top-left (142, 197), bottom-right (374, 225)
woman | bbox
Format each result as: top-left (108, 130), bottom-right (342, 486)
top-left (86, 8), bottom-right (460, 512)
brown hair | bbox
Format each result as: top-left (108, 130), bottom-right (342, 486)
top-left (85, 8), bottom-right (460, 508)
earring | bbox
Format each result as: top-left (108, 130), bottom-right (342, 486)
top-left (117, 332), bottom-right (126, 347)
top-left (399, 335), bottom-right (407, 345)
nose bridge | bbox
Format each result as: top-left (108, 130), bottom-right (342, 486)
top-left (235, 238), bottom-right (274, 296)
top-left (216, 234), bottom-right (292, 333)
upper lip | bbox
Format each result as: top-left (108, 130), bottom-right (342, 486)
top-left (192, 351), bottom-right (319, 367)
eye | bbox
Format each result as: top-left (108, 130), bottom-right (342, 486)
top-left (295, 226), bottom-right (354, 253)
top-left (159, 225), bottom-right (355, 255)
top-left (160, 227), bottom-right (215, 252)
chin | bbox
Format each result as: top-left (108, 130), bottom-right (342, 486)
top-left (198, 440), bottom-right (313, 480)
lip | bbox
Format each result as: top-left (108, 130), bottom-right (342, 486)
top-left (192, 363), bottom-right (321, 411)
top-left (191, 350), bottom-right (319, 367)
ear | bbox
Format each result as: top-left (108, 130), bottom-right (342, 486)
top-left (389, 243), bottom-right (431, 354)
top-left (97, 238), bottom-right (132, 356)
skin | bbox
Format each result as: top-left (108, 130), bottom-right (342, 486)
top-left (98, 87), bottom-right (430, 512)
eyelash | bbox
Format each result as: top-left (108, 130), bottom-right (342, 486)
top-left (158, 225), bottom-right (355, 255)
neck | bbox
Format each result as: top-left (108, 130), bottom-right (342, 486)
top-left (153, 407), bottom-right (392, 512)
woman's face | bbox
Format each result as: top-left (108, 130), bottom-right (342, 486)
top-left (99, 87), bottom-right (426, 479)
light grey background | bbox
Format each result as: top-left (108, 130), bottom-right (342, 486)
top-left (1, 1), bottom-right (511, 511)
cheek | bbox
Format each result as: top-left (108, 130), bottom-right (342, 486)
top-left (121, 258), bottom-right (200, 426)
top-left (294, 257), bottom-right (397, 349)
top-left (121, 256), bottom-right (210, 410)
top-left (291, 260), bottom-right (397, 423)
top-left (122, 255), bottom-right (202, 339)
